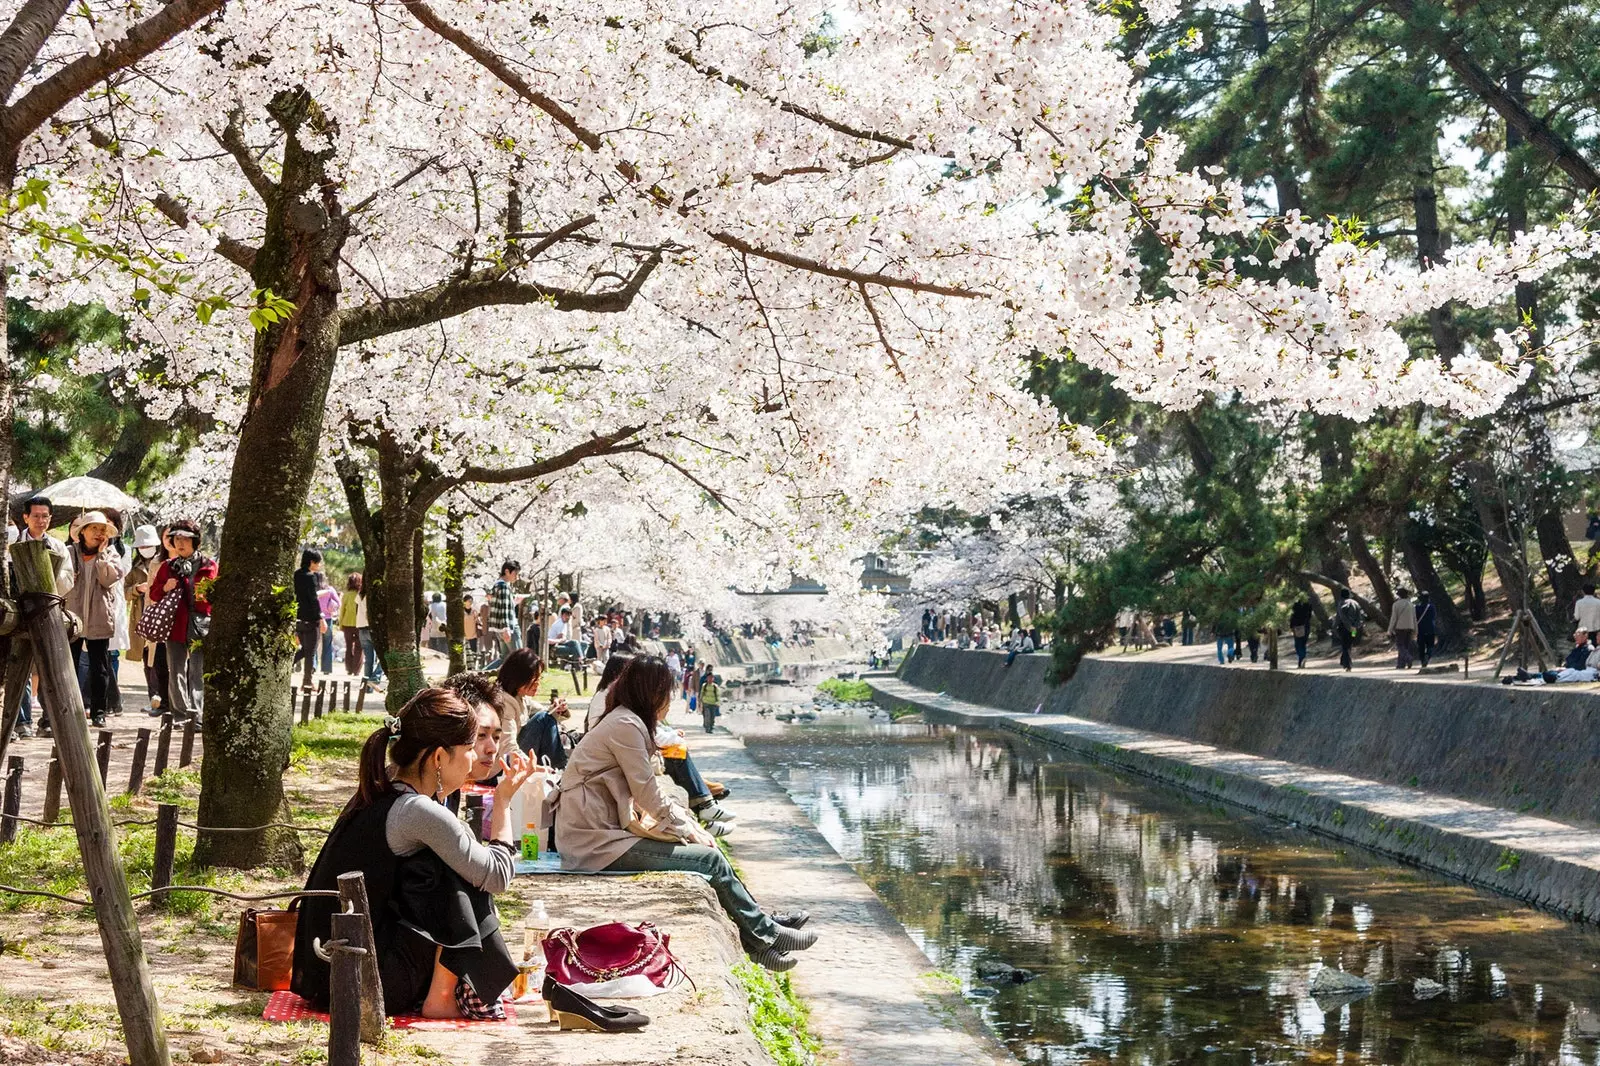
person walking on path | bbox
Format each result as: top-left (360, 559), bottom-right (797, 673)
top-left (65, 511), bottom-right (127, 729)
top-left (338, 573), bottom-right (362, 676)
top-left (1415, 591), bottom-right (1438, 667)
top-left (1575, 584), bottom-right (1600, 645)
top-left (1288, 599), bottom-right (1313, 668)
top-left (317, 573), bottom-right (341, 673)
top-left (1335, 589), bottom-right (1363, 672)
top-left (1388, 588), bottom-right (1417, 669)
top-left (291, 549), bottom-right (324, 692)
top-left (700, 672), bottom-right (721, 734)
top-left (1214, 613), bottom-right (1237, 665)
top-left (148, 519), bottom-right (215, 723)
top-left (487, 559), bottom-right (521, 665)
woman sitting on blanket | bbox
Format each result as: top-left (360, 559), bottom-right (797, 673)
top-left (292, 687), bottom-right (536, 1019)
top-left (551, 655), bottom-right (816, 972)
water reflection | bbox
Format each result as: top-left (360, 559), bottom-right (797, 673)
top-left (738, 716), bottom-right (1600, 1065)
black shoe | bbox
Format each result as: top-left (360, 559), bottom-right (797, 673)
top-left (772, 910), bottom-right (810, 930)
top-left (771, 925), bottom-right (818, 952)
top-left (541, 976), bottom-right (649, 1032)
top-left (90, 714), bottom-right (106, 728)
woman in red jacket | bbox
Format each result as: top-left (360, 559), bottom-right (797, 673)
top-left (147, 518), bottom-right (217, 724)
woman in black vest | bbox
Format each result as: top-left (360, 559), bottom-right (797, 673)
top-left (292, 688), bottom-right (537, 1018)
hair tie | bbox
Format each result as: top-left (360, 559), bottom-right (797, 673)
top-left (383, 715), bottom-right (402, 739)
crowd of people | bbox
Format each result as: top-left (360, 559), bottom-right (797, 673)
top-left (918, 607), bottom-right (1048, 665)
top-left (6, 496), bottom-right (213, 740)
top-left (292, 649), bottom-right (812, 1023)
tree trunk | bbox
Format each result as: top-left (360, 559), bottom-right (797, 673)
top-left (1399, 521), bottom-right (1467, 649)
top-left (445, 509), bottom-right (466, 676)
top-left (1462, 459), bottom-right (1527, 614)
top-left (375, 437), bottom-right (426, 711)
top-left (1464, 567), bottom-right (1487, 619)
top-left (1347, 525), bottom-right (1393, 618)
top-left (196, 93), bottom-right (348, 867)
top-left (1411, 137), bottom-right (1464, 362)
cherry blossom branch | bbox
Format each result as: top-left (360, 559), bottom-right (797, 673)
top-left (337, 250), bottom-right (663, 345)
top-left (210, 110), bottom-right (277, 204)
top-left (857, 282), bottom-right (908, 382)
top-left (348, 153), bottom-right (443, 216)
top-left (5, 0), bottom-right (225, 149)
top-left (713, 232), bottom-right (981, 297)
top-left (633, 446), bottom-right (750, 519)
top-left (0, 0), bottom-right (70, 103)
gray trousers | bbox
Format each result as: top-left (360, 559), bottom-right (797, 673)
top-left (166, 640), bottom-right (204, 720)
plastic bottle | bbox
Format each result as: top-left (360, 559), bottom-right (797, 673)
top-left (521, 820), bottom-right (540, 862)
top-left (521, 900), bottom-right (551, 1012)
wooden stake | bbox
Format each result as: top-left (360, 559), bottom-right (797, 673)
top-left (10, 540), bottom-right (171, 1066)
top-left (153, 714), bottom-right (173, 778)
top-left (178, 719), bottom-right (196, 768)
top-left (96, 729), bottom-right (113, 785)
top-left (43, 756), bottom-right (61, 824)
top-left (151, 804), bottom-right (178, 902)
top-left (0, 636), bottom-right (32, 770)
top-left (465, 793), bottom-right (484, 841)
top-left (128, 729), bottom-right (151, 795)
top-left (299, 686), bottom-right (311, 726)
top-left (327, 911), bottom-right (368, 1066)
top-left (342, 679), bottom-right (351, 714)
top-left (354, 683), bottom-right (367, 716)
top-left (336, 871), bottom-right (386, 1043)
top-left (313, 680), bottom-right (326, 720)
top-left (0, 755), bottom-right (22, 844)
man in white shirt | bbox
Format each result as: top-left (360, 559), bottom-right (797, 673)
top-left (1575, 584), bottom-right (1600, 644)
top-left (18, 495), bottom-right (74, 593)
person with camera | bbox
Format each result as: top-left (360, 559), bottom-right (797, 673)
top-left (65, 511), bottom-right (128, 729)
top-left (147, 519), bottom-right (216, 723)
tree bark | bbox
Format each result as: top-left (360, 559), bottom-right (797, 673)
top-left (1347, 524), bottom-right (1393, 618)
top-left (445, 508), bottom-right (466, 676)
top-left (1399, 520), bottom-right (1467, 649)
top-left (1411, 139), bottom-right (1464, 361)
top-left (375, 436), bottom-right (427, 710)
top-left (1462, 458), bottom-right (1528, 614)
top-left (196, 93), bottom-right (348, 867)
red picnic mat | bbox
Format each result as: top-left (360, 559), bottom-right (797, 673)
top-left (262, 990), bottom-right (518, 1030)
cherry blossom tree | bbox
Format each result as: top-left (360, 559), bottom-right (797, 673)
top-left (29, 0), bottom-right (1595, 864)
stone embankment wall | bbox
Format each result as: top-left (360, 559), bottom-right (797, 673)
top-left (899, 646), bottom-right (1600, 830)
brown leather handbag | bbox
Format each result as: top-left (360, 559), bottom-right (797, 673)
top-left (233, 904), bottom-right (299, 991)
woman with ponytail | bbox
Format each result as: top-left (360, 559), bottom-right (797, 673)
top-left (292, 687), bottom-right (537, 1019)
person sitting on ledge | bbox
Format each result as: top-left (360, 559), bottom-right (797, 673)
top-left (292, 687), bottom-right (537, 1019)
top-left (551, 655), bottom-right (815, 972)
top-left (1502, 633), bottom-right (1600, 685)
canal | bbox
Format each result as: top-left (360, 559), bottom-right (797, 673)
top-left (729, 703), bottom-right (1600, 1065)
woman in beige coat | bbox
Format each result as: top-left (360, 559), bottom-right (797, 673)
top-left (65, 511), bottom-right (128, 728)
top-left (551, 655), bottom-right (816, 972)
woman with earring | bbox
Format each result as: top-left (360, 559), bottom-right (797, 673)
top-left (292, 687), bottom-right (537, 1019)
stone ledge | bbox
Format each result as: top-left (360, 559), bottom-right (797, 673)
top-left (870, 676), bottom-right (1600, 924)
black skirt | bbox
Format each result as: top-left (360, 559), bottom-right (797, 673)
top-left (382, 849), bottom-right (518, 1013)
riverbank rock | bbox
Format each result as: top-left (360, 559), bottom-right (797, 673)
top-left (1413, 977), bottom-right (1446, 1000)
top-left (1310, 968), bottom-right (1374, 997)
top-left (976, 960), bottom-right (1039, 984)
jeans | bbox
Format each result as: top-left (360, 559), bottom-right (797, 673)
top-left (358, 627), bottom-right (384, 682)
top-left (319, 624), bottom-right (336, 673)
top-left (1215, 636), bottom-right (1235, 664)
top-left (107, 649), bottom-right (123, 714)
top-left (292, 619), bottom-right (320, 687)
top-left (1293, 633), bottom-right (1308, 666)
top-left (702, 703), bottom-right (718, 734)
top-left (606, 839), bottom-right (778, 949)
top-left (662, 754), bottom-right (710, 802)
top-left (1181, 625), bottom-right (1195, 645)
top-left (71, 637), bottom-right (111, 717)
top-left (166, 640), bottom-right (204, 720)
top-left (16, 681), bottom-right (31, 727)
top-left (1338, 630), bottom-right (1355, 670)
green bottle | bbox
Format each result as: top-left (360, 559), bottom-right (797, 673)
top-left (521, 822), bottom-right (540, 862)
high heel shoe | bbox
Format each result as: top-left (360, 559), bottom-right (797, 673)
top-left (542, 976), bottom-right (650, 1032)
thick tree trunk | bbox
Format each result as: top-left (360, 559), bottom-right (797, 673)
top-left (196, 94), bottom-right (348, 868)
top-left (445, 509), bottom-right (466, 676)
top-left (1399, 521), bottom-right (1467, 649)
top-left (1347, 525), bottom-right (1393, 619)
top-left (1411, 138), bottom-right (1464, 362)
top-left (1462, 459), bottom-right (1528, 614)
top-left (375, 437), bottom-right (426, 711)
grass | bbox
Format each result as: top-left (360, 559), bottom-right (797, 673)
top-left (0, 989), bottom-right (122, 1053)
top-left (732, 959), bottom-right (822, 1066)
top-left (817, 677), bottom-right (873, 702)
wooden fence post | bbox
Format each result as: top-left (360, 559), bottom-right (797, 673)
top-left (336, 871), bottom-right (386, 1043)
top-left (11, 540), bottom-right (171, 1066)
top-left (151, 804), bottom-right (178, 902)
top-left (0, 756), bottom-right (22, 844)
top-left (128, 729), bottom-right (151, 795)
top-left (0, 637), bottom-right (33, 770)
top-left (96, 729), bottom-right (113, 785)
top-left (354, 683), bottom-right (367, 716)
top-left (313, 680), bottom-right (326, 720)
top-left (326, 911), bottom-right (368, 1066)
top-left (178, 719), bottom-right (196, 768)
top-left (152, 714), bottom-right (173, 778)
top-left (299, 686), bottom-right (310, 726)
top-left (342, 679), bottom-right (351, 713)
top-left (43, 756), bottom-right (62, 824)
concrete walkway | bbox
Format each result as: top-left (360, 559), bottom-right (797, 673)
top-left (691, 730), bottom-right (1018, 1066)
top-left (870, 675), bottom-right (1600, 924)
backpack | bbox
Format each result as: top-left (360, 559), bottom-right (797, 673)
top-left (1337, 600), bottom-right (1364, 636)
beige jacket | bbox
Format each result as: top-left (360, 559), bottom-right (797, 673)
top-left (66, 544), bottom-right (128, 641)
top-left (551, 706), bottom-right (699, 871)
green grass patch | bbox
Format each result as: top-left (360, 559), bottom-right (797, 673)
top-left (817, 677), bottom-right (873, 702)
top-left (290, 711), bottom-right (384, 769)
top-left (888, 702), bottom-right (920, 721)
top-left (733, 959), bottom-right (822, 1066)
top-left (144, 766), bottom-right (203, 809)
top-left (0, 988), bottom-right (122, 1051)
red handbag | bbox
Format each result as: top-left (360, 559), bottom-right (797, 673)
top-left (542, 921), bottom-right (688, 991)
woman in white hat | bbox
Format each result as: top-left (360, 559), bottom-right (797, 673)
top-left (126, 524), bottom-right (165, 712)
top-left (66, 510), bottom-right (129, 728)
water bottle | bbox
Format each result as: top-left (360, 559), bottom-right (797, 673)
top-left (521, 820), bottom-right (540, 862)
top-left (522, 900), bottom-right (551, 1012)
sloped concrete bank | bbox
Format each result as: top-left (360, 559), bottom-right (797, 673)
top-left (870, 671), bottom-right (1600, 923)
top-left (898, 645), bottom-right (1600, 829)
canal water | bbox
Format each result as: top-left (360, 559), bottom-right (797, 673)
top-left (729, 704), bottom-right (1600, 1065)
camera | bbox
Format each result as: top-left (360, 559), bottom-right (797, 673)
top-left (169, 557), bottom-right (196, 578)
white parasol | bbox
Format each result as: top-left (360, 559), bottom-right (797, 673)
top-left (35, 475), bottom-right (142, 514)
